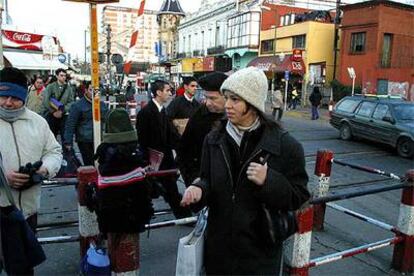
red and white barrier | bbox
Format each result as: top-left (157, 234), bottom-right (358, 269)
top-left (284, 206), bottom-right (314, 276)
top-left (313, 150), bottom-right (333, 230)
top-left (392, 169), bottom-right (414, 273)
top-left (108, 233), bottom-right (140, 275)
top-left (77, 166), bottom-right (100, 257)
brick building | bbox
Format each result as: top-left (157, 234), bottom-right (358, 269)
top-left (338, 0), bottom-right (414, 100)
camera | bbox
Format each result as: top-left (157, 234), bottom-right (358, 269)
top-left (18, 161), bottom-right (45, 191)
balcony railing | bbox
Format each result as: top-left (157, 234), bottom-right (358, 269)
top-left (193, 50), bottom-right (205, 57)
top-left (207, 45), bottom-right (225, 55)
top-left (176, 52), bottom-right (186, 59)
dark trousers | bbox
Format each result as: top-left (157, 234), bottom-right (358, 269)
top-left (272, 108), bottom-right (283, 121)
top-left (23, 214), bottom-right (38, 276)
top-left (311, 105), bottom-right (319, 120)
top-left (46, 113), bottom-right (67, 139)
top-left (159, 176), bottom-right (192, 219)
top-left (78, 142), bottom-right (95, 166)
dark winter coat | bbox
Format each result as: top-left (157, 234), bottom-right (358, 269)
top-left (309, 90), bottom-right (322, 106)
top-left (166, 95), bottom-right (200, 119)
top-left (63, 97), bottom-right (107, 145)
top-left (94, 142), bottom-right (153, 233)
top-left (177, 105), bottom-right (223, 186)
top-left (136, 100), bottom-right (180, 169)
top-left (192, 119), bottom-right (310, 275)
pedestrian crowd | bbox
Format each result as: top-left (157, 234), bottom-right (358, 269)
top-left (0, 65), bottom-right (310, 275)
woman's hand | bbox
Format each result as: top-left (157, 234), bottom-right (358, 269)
top-left (246, 162), bottom-right (267, 186)
top-left (181, 186), bottom-right (203, 206)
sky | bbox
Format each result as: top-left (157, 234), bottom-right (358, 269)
top-left (6, 0), bottom-right (202, 60)
top-left (5, 0), bottom-right (413, 60)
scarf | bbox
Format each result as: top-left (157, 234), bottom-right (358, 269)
top-left (0, 106), bottom-right (25, 122)
top-left (226, 117), bottom-right (261, 147)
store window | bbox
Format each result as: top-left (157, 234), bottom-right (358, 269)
top-left (261, 39), bottom-right (274, 54)
top-left (381, 33), bottom-right (393, 68)
top-left (292, 35), bottom-right (306, 49)
top-left (350, 32), bottom-right (366, 53)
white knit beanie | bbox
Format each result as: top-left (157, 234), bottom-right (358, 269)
top-left (220, 67), bottom-right (268, 113)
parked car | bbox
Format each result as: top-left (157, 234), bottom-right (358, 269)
top-left (330, 96), bottom-right (414, 158)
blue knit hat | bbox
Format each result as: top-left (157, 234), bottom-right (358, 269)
top-left (0, 67), bottom-right (28, 103)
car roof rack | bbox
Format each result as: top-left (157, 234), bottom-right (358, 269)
top-left (353, 94), bottom-right (406, 101)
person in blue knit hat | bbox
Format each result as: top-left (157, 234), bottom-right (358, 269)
top-left (0, 67), bottom-right (62, 274)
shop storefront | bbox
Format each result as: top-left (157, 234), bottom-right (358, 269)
top-left (247, 54), bottom-right (306, 90)
top-left (2, 29), bottom-right (67, 76)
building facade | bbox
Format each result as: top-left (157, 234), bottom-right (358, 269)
top-left (254, 8), bottom-right (334, 101)
top-left (177, 0), bottom-right (235, 77)
top-left (338, 0), bottom-right (414, 100)
top-left (157, 0), bottom-right (186, 62)
top-left (102, 6), bottom-right (159, 63)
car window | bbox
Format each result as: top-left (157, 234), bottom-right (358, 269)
top-left (393, 104), bottom-right (414, 121)
top-left (336, 99), bottom-right (361, 113)
top-left (356, 101), bottom-right (376, 117)
top-left (372, 104), bottom-right (390, 120)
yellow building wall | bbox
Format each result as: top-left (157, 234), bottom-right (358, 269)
top-left (259, 22), bottom-right (335, 83)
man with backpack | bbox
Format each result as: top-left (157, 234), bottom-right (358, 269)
top-left (41, 68), bottom-right (75, 138)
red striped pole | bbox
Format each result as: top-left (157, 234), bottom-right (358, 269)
top-left (285, 206), bottom-right (314, 276)
top-left (77, 166), bottom-right (100, 258)
top-left (313, 150), bottom-right (333, 230)
top-left (108, 233), bottom-right (140, 275)
top-left (392, 169), bottom-right (414, 273)
top-left (124, 0), bottom-right (146, 75)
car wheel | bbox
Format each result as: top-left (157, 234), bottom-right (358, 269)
top-left (397, 137), bottom-right (414, 158)
top-left (340, 123), bottom-right (352, 141)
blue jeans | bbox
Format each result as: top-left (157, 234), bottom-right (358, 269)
top-left (311, 105), bottom-right (319, 120)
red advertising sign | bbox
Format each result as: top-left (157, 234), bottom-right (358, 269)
top-left (2, 30), bottom-right (56, 51)
top-left (291, 49), bottom-right (303, 62)
top-left (203, 57), bottom-right (215, 72)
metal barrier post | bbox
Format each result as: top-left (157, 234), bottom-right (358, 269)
top-left (77, 166), bottom-right (100, 258)
top-left (392, 169), bottom-right (414, 273)
top-left (108, 233), bottom-right (140, 275)
top-left (285, 206), bottom-right (314, 276)
top-left (313, 150), bottom-right (333, 230)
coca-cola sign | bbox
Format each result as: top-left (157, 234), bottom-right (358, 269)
top-left (2, 30), bottom-right (55, 51)
top-left (12, 33), bottom-right (32, 42)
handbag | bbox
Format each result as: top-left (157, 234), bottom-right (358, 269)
top-left (175, 207), bottom-right (208, 276)
top-left (0, 161), bottom-right (46, 274)
top-left (262, 205), bottom-right (298, 245)
top-left (80, 243), bottom-right (111, 276)
top-left (259, 153), bottom-right (298, 245)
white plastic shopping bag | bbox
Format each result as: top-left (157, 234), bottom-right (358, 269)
top-left (175, 208), bottom-right (208, 276)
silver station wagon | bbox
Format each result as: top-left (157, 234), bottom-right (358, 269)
top-left (330, 96), bottom-right (414, 158)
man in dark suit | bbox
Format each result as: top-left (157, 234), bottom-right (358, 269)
top-left (136, 80), bottom-right (191, 218)
top-left (177, 72), bottom-right (228, 187)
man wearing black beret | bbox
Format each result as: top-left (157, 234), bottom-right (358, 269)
top-left (176, 72), bottom-right (228, 187)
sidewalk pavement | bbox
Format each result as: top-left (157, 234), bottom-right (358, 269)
top-left (284, 106), bottom-right (330, 121)
top-left (265, 103), bottom-right (330, 121)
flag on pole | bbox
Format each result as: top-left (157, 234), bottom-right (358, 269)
top-left (124, 0), bottom-right (146, 74)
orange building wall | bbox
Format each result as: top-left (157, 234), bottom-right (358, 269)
top-left (338, 3), bottom-right (414, 98)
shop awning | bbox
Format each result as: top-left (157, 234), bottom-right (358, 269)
top-left (247, 55), bottom-right (305, 75)
top-left (3, 50), bottom-right (68, 71)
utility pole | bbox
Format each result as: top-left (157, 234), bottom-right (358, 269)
top-left (106, 24), bottom-right (112, 87)
top-left (0, 0), bottom-right (5, 69)
top-left (332, 0), bottom-right (341, 80)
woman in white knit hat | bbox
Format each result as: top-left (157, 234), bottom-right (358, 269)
top-left (181, 67), bottom-right (310, 275)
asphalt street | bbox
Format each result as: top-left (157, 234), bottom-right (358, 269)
top-left (33, 109), bottom-right (413, 276)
